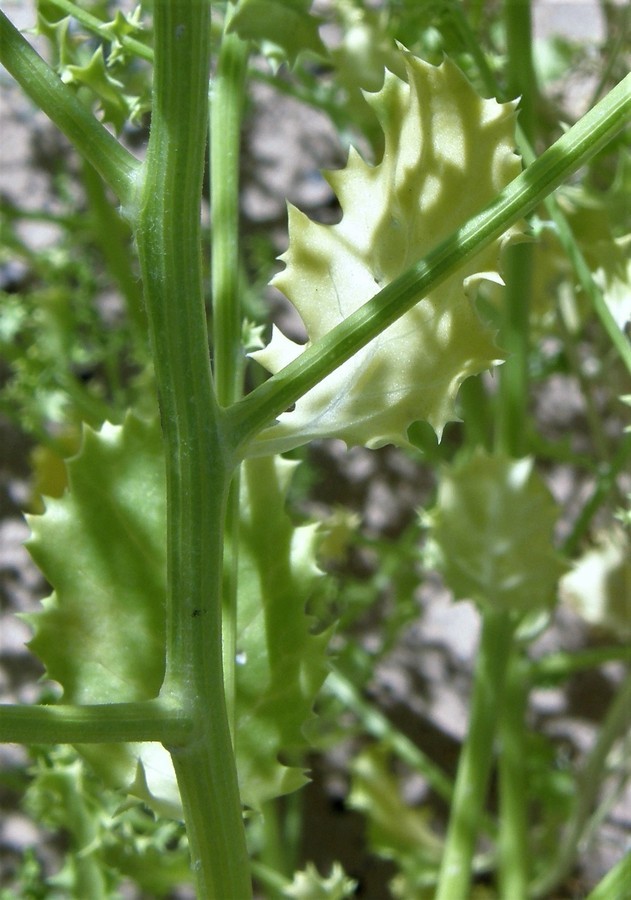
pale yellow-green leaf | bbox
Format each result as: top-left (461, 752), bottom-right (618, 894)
top-left (251, 50), bottom-right (522, 453)
top-left (560, 527), bottom-right (631, 639)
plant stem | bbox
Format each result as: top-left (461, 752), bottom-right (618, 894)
top-left (0, 700), bottom-right (191, 745)
top-left (453, 0), bottom-right (631, 376)
top-left (0, 10), bottom-right (140, 205)
top-left (530, 670), bottom-right (631, 898)
top-left (562, 431), bottom-right (631, 556)
top-left (497, 652), bottom-right (530, 899)
top-left (496, 240), bottom-right (532, 456)
top-left (494, 10), bottom-right (535, 893)
top-left (326, 666), bottom-right (455, 804)
top-left (530, 643), bottom-right (631, 684)
top-left (210, 16), bottom-right (249, 735)
top-left (435, 610), bottom-right (516, 900)
top-left (45, 0), bottom-right (153, 61)
top-left (585, 848), bottom-right (631, 900)
top-left (211, 21), bottom-right (249, 408)
top-left (81, 160), bottom-right (147, 342)
top-left (134, 2), bottom-right (250, 895)
top-left (497, 0), bottom-right (536, 459)
top-left (227, 74), bottom-right (631, 455)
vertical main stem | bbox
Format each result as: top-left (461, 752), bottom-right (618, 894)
top-left (134, 1), bottom-right (250, 896)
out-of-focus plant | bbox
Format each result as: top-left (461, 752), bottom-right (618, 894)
top-left (0, 1), bottom-right (629, 897)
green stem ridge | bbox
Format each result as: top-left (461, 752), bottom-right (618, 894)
top-left (0, 11), bottom-right (140, 206)
top-left (133, 1), bottom-right (250, 896)
top-left (227, 74), bottom-right (631, 455)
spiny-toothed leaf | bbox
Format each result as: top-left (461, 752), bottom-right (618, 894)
top-left (235, 456), bottom-right (331, 809)
top-left (251, 50), bottom-right (522, 454)
top-left (228, 0), bottom-right (326, 69)
top-left (425, 451), bottom-right (567, 615)
top-left (61, 46), bottom-right (143, 133)
top-left (348, 744), bottom-right (442, 890)
top-left (25, 415), bottom-right (166, 705)
top-left (282, 861), bottom-right (358, 899)
top-left (24, 417), bottom-right (332, 815)
top-left (24, 415), bottom-right (180, 818)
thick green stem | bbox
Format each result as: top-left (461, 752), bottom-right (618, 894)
top-left (435, 611), bottom-right (517, 900)
top-left (134, 2), bottom-right (250, 896)
top-left (227, 74), bottom-right (631, 455)
top-left (0, 11), bottom-right (140, 205)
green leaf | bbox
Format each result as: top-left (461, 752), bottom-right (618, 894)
top-left (25, 415), bottom-right (166, 706)
top-left (62, 46), bottom-right (146, 132)
top-left (251, 50), bottom-right (522, 452)
top-left (25, 415), bottom-right (179, 818)
top-left (425, 451), bottom-right (567, 615)
top-left (228, 0), bottom-right (326, 69)
top-left (235, 456), bottom-right (332, 808)
top-left (25, 418), bottom-right (331, 814)
top-left (348, 744), bottom-right (442, 895)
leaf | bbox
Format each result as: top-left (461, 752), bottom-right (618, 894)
top-left (593, 234), bottom-right (631, 336)
top-left (425, 451), bottom-right (567, 615)
top-left (228, 0), bottom-right (326, 69)
top-left (282, 861), bottom-right (358, 899)
top-left (25, 415), bottom-right (167, 706)
top-left (25, 417), bottom-right (331, 815)
top-left (235, 455), bottom-right (332, 808)
top-left (559, 527), bottom-right (631, 639)
top-left (251, 50), bottom-right (522, 453)
top-left (348, 744), bottom-right (442, 897)
top-left (24, 414), bottom-right (180, 818)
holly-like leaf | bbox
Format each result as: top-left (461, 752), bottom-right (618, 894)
top-left (425, 451), bottom-right (567, 616)
top-left (235, 455), bottom-right (331, 808)
top-left (25, 415), bottom-right (167, 706)
top-left (24, 415), bottom-right (180, 817)
top-left (228, 0), bottom-right (326, 69)
top-left (25, 417), bottom-right (331, 815)
top-left (251, 50), bottom-right (522, 453)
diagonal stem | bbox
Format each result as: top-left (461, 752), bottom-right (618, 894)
top-left (0, 10), bottom-right (140, 205)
